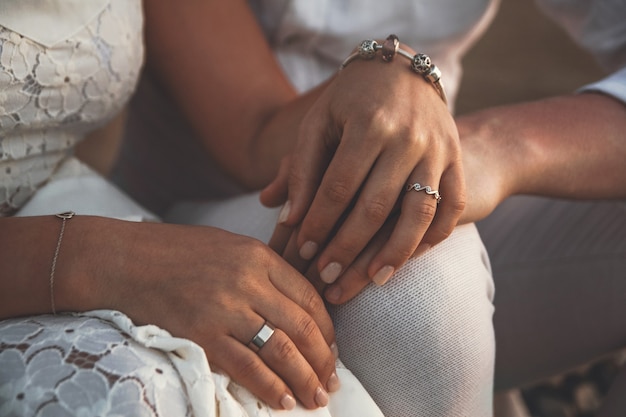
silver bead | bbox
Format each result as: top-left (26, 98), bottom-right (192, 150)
top-left (424, 65), bottom-right (442, 83)
top-left (411, 53), bottom-right (432, 74)
top-left (358, 40), bottom-right (379, 59)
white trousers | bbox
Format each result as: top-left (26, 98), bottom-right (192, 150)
top-left (168, 193), bottom-right (496, 417)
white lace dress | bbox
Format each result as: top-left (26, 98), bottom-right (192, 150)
top-left (0, 2), bottom-right (382, 416)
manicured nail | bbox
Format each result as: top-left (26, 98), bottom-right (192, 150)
top-left (320, 262), bottom-right (342, 284)
top-left (325, 286), bottom-right (342, 304)
top-left (315, 386), bottom-right (329, 407)
top-left (413, 243), bottom-right (432, 258)
top-left (299, 241), bottom-right (318, 260)
top-left (372, 265), bottom-right (394, 286)
top-left (280, 393), bottom-right (296, 410)
top-left (327, 372), bottom-right (341, 393)
top-left (277, 201), bottom-right (291, 224)
top-left (330, 342), bottom-right (339, 359)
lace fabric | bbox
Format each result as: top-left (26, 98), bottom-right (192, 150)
top-left (0, 314), bottom-right (192, 417)
top-left (0, 0), bottom-right (144, 215)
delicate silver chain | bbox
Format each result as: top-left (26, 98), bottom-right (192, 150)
top-left (50, 212), bottom-right (75, 314)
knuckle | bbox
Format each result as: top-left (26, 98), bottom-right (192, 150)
top-left (361, 197), bottom-right (389, 224)
top-left (293, 314), bottom-right (319, 344)
top-left (245, 240), bottom-right (273, 270)
top-left (235, 356), bottom-right (264, 380)
top-left (322, 181), bottom-right (352, 205)
top-left (299, 286), bottom-right (324, 315)
top-left (332, 240), bottom-right (357, 259)
top-left (287, 165), bottom-right (308, 189)
top-left (449, 195), bottom-right (466, 216)
top-left (395, 244), bottom-right (415, 260)
top-left (301, 371), bottom-right (321, 393)
top-left (414, 204), bottom-right (437, 224)
top-left (274, 336), bottom-right (298, 362)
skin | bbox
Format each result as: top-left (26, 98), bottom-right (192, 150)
top-left (143, 0), bottom-right (465, 296)
top-left (142, 1), bottom-right (626, 303)
top-left (3, 0), bottom-right (626, 411)
top-left (0, 217), bottom-right (339, 410)
top-left (309, 92), bottom-right (626, 304)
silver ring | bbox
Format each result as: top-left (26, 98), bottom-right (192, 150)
top-left (406, 183), bottom-right (442, 204)
top-left (249, 322), bottom-right (275, 352)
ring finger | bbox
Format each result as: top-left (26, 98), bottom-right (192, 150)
top-left (367, 169), bottom-right (441, 285)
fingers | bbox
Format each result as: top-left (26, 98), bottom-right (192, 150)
top-left (322, 162), bottom-right (464, 302)
top-left (216, 328), bottom-right (334, 411)
top-left (309, 144), bottom-right (414, 285)
top-left (417, 160), bottom-right (465, 251)
top-left (365, 173), bottom-right (441, 285)
top-left (322, 217), bottom-right (391, 304)
top-left (293, 133), bottom-right (381, 254)
top-left (267, 259), bottom-right (336, 346)
top-left (217, 262), bottom-right (339, 409)
top-left (259, 155), bottom-right (290, 209)
top-left (267, 222), bottom-right (292, 254)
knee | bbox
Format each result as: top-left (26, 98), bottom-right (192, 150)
top-left (0, 315), bottom-right (189, 416)
top-left (330, 224), bottom-right (495, 414)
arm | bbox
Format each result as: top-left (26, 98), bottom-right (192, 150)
top-left (0, 215), bottom-right (338, 410)
top-left (457, 91), bottom-right (626, 224)
top-left (144, 2), bottom-right (464, 290)
top-left (141, 0), bottom-right (310, 188)
top-left (317, 90), bottom-right (626, 305)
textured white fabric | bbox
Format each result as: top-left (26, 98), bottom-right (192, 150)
top-left (579, 66), bottom-right (626, 104)
top-left (0, 1), bottom-right (109, 47)
top-left (167, 195), bottom-right (496, 417)
top-left (249, 0), bottom-right (500, 111)
top-left (0, 310), bottom-right (383, 417)
top-left (0, 0), bottom-right (143, 215)
top-left (0, 1), bottom-right (383, 415)
top-left (329, 225), bottom-right (494, 416)
top-left (5, 165), bottom-right (384, 417)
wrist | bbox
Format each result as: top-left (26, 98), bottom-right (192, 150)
top-left (53, 216), bottom-right (132, 314)
top-left (457, 105), bottom-right (539, 199)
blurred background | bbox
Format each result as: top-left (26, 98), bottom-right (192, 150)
top-left (458, 2), bottom-right (624, 417)
top-left (457, 0), bottom-right (605, 115)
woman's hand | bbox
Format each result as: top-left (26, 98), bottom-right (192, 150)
top-left (262, 51), bottom-right (465, 288)
top-left (54, 217), bottom-right (338, 410)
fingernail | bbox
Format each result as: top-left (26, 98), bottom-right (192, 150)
top-left (320, 262), bottom-right (342, 284)
top-left (277, 201), bottom-right (291, 224)
top-left (280, 393), bottom-right (296, 410)
top-left (330, 342), bottom-right (339, 359)
top-left (327, 372), bottom-right (341, 393)
top-left (372, 265), bottom-right (394, 286)
top-left (325, 286), bottom-right (342, 304)
top-left (299, 241), bottom-right (318, 260)
top-left (413, 243), bottom-right (432, 258)
top-left (315, 386), bottom-right (329, 407)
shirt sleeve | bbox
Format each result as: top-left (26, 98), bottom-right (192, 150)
top-left (535, 0), bottom-right (626, 103)
top-left (578, 66), bottom-right (626, 105)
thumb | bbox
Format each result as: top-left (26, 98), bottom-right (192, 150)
top-left (260, 156), bottom-right (291, 208)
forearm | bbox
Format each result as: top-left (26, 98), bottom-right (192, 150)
top-left (143, 0), bottom-right (302, 189)
top-left (457, 92), bottom-right (626, 201)
top-left (0, 216), bottom-right (116, 319)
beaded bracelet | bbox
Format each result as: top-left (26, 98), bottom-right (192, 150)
top-left (340, 34), bottom-right (448, 105)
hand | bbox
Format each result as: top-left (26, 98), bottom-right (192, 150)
top-left (66, 218), bottom-right (338, 410)
top-left (455, 111), bottom-right (519, 224)
top-left (262, 50), bottom-right (465, 289)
